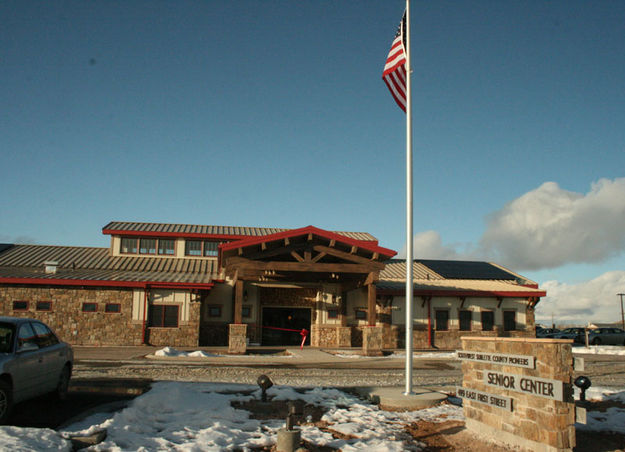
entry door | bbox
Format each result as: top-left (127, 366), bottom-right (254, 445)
top-left (261, 307), bottom-right (311, 346)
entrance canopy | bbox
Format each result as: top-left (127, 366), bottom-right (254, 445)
top-left (219, 225), bottom-right (396, 284)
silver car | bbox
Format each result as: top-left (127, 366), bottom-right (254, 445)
top-left (581, 328), bottom-right (625, 346)
top-left (0, 317), bottom-right (73, 423)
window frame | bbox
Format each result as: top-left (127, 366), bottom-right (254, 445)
top-left (459, 310), bottom-right (472, 331)
top-left (149, 304), bottom-right (180, 328)
top-left (327, 309), bottom-right (339, 319)
top-left (35, 301), bottom-right (53, 312)
top-left (241, 305), bottom-right (252, 318)
top-left (158, 239), bottom-right (175, 255)
top-left (139, 238), bottom-right (157, 255)
top-left (435, 309), bottom-right (449, 331)
top-left (354, 309), bottom-right (367, 320)
top-left (503, 310), bottom-right (517, 331)
top-left (207, 305), bottom-right (222, 318)
top-left (82, 302), bottom-right (98, 313)
top-left (105, 303), bottom-right (122, 314)
top-left (481, 310), bottom-right (495, 331)
top-left (12, 301), bottom-right (29, 311)
top-left (120, 237), bottom-right (139, 254)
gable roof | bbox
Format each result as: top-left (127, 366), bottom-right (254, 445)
top-left (219, 225), bottom-right (397, 262)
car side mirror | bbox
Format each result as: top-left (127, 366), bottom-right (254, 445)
top-left (18, 342), bottom-right (39, 353)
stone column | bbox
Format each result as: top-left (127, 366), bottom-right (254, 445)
top-left (228, 323), bottom-right (247, 354)
top-left (336, 326), bottom-right (352, 347)
top-left (362, 326), bottom-right (383, 356)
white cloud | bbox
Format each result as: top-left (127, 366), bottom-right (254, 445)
top-left (398, 230), bottom-right (466, 260)
top-left (535, 271), bottom-right (625, 325)
top-left (479, 178), bottom-right (625, 270)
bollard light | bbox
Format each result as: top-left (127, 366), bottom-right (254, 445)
top-left (574, 376), bottom-right (592, 401)
top-left (257, 374), bottom-right (273, 402)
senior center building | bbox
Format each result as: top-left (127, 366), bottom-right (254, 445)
top-left (0, 221), bottom-right (545, 351)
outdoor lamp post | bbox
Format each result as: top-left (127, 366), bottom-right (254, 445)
top-left (618, 293), bottom-right (625, 330)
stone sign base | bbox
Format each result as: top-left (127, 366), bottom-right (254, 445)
top-left (228, 323), bottom-right (248, 354)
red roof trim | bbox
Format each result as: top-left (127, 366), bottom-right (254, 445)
top-left (219, 225), bottom-right (396, 259)
top-left (0, 277), bottom-right (214, 290)
top-left (377, 288), bottom-right (546, 298)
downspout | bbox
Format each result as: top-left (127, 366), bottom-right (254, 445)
top-left (427, 297), bottom-right (432, 347)
top-left (142, 285), bottom-right (149, 344)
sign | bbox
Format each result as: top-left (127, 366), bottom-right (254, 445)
top-left (483, 371), bottom-right (566, 401)
top-left (456, 351), bottom-right (535, 369)
top-left (456, 386), bottom-right (513, 411)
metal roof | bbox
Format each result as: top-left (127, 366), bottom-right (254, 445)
top-left (0, 244), bottom-right (216, 286)
top-left (102, 221), bottom-right (378, 242)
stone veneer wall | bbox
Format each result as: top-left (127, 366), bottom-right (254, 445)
top-left (0, 285), bottom-right (143, 345)
top-left (411, 327), bottom-right (533, 350)
top-left (460, 337), bottom-right (575, 451)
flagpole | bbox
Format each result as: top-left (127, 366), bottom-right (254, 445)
top-left (404, 0), bottom-right (414, 396)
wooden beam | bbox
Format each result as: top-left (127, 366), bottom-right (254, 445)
top-left (307, 233), bottom-right (313, 241)
top-left (226, 257), bottom-right (380, 274)
top-left (304, 250), bottom-right (312, 262)
top-left (284, 237), bottom-right (290, 246)
top-left (329, 239), bottom-right (336, 247)
top-left (311, 251), bottom-right (326, 263)
top-left (261, 242), bottom-right (267, 251)
top-left (350, 246), bottom-right (358, 254)
top-left (372, 252), bottom-right (379, 260)
top-left (497, 297), bottom-right (503, 308)
top-left (367, 284), bottom-right (376, 326)
top-left (234, 280), bottom-right (243, 324)
top-left (313, 245), bottom-right (385, 269)
top-left (291, 251), bottom-right (304, 262)
top-left (460, 297), bottom-right (466, 308)
top-left (364, 271), bottom-right (379, 286)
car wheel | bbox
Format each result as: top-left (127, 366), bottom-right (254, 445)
top-left (55, 366), bottom-right (71, 401)
top-left (0, 380), bottom-right (13, 424)
top-left (591, 337), bottom-right (601, 346)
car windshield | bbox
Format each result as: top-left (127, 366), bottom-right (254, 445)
top-left (0, 323), bottom-right (15, 353)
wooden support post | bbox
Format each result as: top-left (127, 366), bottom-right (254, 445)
top-left (367, 284), bottom-right (376, 326)
top-left (340, 291), bottom-right (348, 327)
top-left (234, 280), bottom-right (243, 324)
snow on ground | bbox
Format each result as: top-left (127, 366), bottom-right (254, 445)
top-left (572, 345), bottom-right (625, 355)
top-left (152, 347), bottom-right (294, 359)
top-left (0, 382), bottom-right (622, 451)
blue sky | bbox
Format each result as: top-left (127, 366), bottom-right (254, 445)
top-left (1, 1), bottom-right (624, 324)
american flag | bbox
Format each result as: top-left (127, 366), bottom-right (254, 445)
top-left (382, 13), bottom-right (407, 112)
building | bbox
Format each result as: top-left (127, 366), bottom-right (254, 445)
top-left (0, 221), bottom-right (545, 353)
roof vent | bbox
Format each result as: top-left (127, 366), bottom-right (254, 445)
top-left (44, 261), bottom-right (59, 274)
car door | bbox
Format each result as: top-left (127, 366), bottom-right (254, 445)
top-left (29, 321), bottom-right (64, 394)
top-left (11, 322), bottom-right (43, 402)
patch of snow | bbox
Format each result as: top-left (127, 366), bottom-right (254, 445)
top-left (572, 345), bottom-right (625, 356)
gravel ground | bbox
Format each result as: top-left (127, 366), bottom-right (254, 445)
top-left (72, 353), bottom-right (625, 390)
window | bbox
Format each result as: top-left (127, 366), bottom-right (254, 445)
top-left (82, 302), bottom-right (97, 312)
top-left (121, 237), bottom-right (138, 254)
top-left (12, 301), bottom-right (29, 311)
top-left (36, 301), bottom-right (52, 311)
top-left (31, 321), bottom-right (59, 348)
top-left (204, 241), bottom-right (220, 256)
top-left (208, 305), bottom-right (222, 318)
top-left (355, 309), bottom-right (367, 320)
top-left (149, 305), bottom-right (179, 328)
top-left (158, 239), bottom-right (175, 255)
top-left (481, 311), bottom-right (495, 331)
top-left (503, 311), bottom-right (516, 331)
top-left (105, 303), bottom-right (121, 313)
top-left (242, 305), bottom-right (251, 318)
top-left (459, 310), bottom-right (472, 331)
top-left (327, 309), bottom-right (339, 319)
top-left (185, 240), bottom-right (202, 256)
top-left (17, 323), bottom-right (37, 350)
top-left (139, 238), bottom-right (156, 255)
top-left (435, 310), bottom-right (449, 331)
